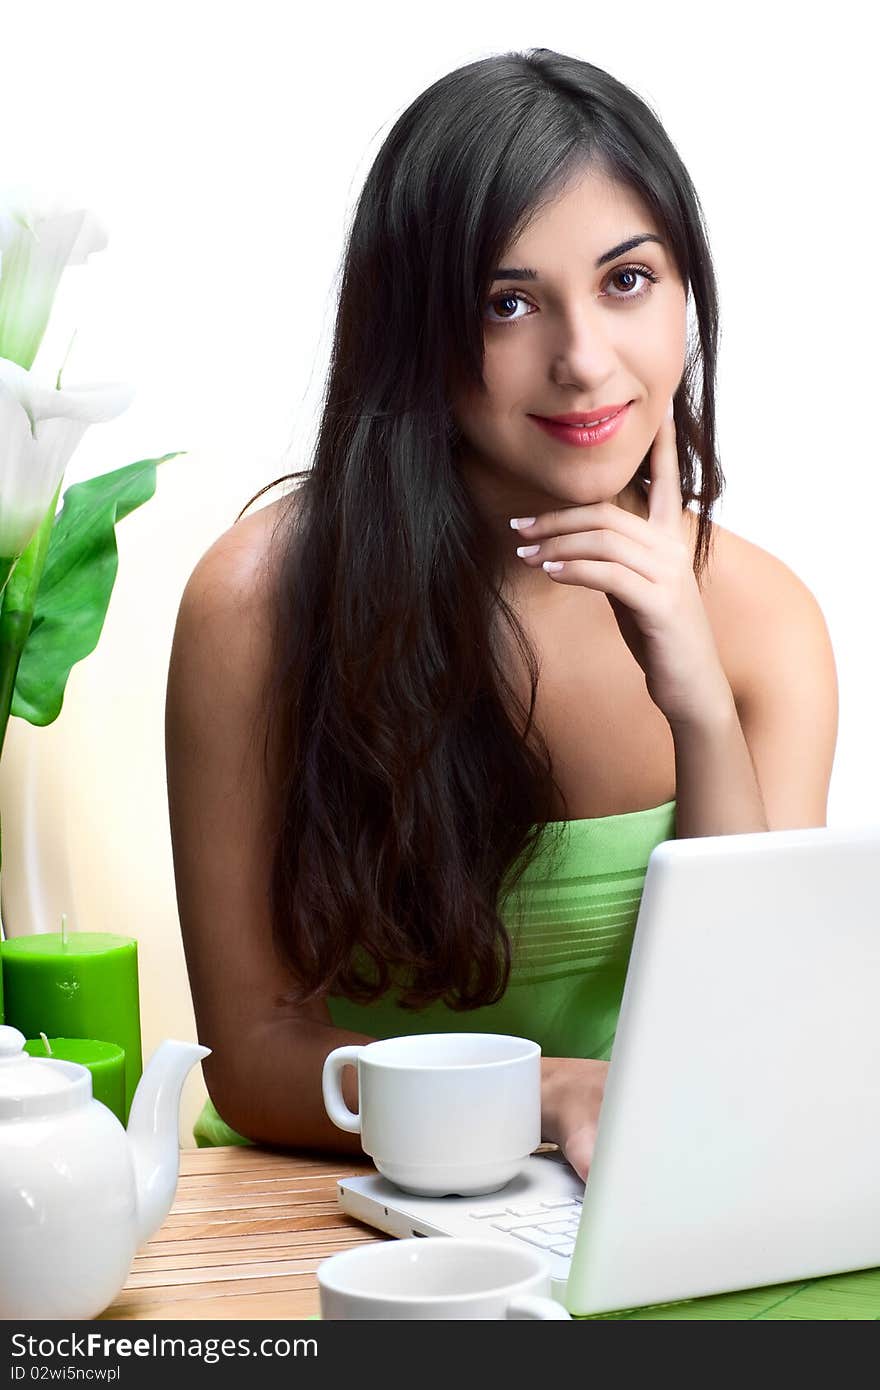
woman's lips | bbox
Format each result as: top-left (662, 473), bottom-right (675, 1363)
top-left (529, 402), bottom-right (632, 447)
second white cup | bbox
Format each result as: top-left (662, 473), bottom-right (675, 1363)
top-left (321, 1032), bottom-right (541, 1196)
top-left (318, 1237), bottom-right (570, 1319)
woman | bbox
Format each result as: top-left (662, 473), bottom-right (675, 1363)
top-left (165, 49), bottom-right (838, 1181)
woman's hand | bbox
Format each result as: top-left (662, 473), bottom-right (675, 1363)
top-left (511, 401), bottom-right (732, 729)
top-left (540, 1056), bottom-right (610, 1182)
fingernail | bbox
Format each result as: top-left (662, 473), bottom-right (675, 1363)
top-left (509, 516), bottom-right (536, 530)
top-left (542, 560), bottom-right (565, 573)
top-left (516, 544), bottom-right (541, 557)
top-left (666, 400), bottom-right (675, 421)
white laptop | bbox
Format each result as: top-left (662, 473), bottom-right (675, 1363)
top-left (337, 823), bottom-right (880, 1316)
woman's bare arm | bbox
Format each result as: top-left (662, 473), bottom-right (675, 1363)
top-left (165, 506), bottom-right (372, 1154)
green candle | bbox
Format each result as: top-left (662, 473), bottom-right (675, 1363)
top-left (23, 1036), bottom-right (126, 1123)
top-left (0, 931), bottom-right (143, 1121)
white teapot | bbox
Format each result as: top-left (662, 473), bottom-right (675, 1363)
top-left (0, 1023), bottom-right (211, 1320)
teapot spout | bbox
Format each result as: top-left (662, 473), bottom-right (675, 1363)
top-left (126, 1039), bottom-right (211, 1246)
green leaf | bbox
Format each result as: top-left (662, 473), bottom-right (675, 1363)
top-left (10, 452), bottom-right (185, 724)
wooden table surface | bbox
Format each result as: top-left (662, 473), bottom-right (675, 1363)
top-left (99, 1144), bottom-right (880, 1321)
top-left (100, 1145), bottom-right (386, 1321)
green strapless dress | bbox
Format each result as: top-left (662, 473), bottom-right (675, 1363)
top-left (192, 799), bottom-right (677, 1147)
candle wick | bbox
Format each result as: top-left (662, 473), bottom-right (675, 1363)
top-left (61, 913), bottom-right (68, 948)
top-left (40, 1032), bottom-right (53, 1056)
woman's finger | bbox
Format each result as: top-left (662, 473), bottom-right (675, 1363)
top-left (647, 399), bottom-right (684, 534)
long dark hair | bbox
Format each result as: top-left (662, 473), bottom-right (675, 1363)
top-left (238, 48), bottom-right (724, 1011)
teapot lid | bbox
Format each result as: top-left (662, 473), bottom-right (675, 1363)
top-left (0, 1025), bottom-right (92, 1119)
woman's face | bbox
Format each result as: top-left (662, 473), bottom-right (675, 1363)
top-left (451, 163), bottom-right (688, 530)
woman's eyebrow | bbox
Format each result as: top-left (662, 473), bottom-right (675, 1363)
top-left (491, 233), bottom-right (665, 282)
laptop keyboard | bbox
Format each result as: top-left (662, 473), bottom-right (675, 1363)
top-left (468, 1194), bottom-right (583, 1258)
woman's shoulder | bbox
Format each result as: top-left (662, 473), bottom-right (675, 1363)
top-left (693, 507), bottom-right (818, 610)
top-left (221, 492), bottom-right (294, 572)
top-left (188, 492), bottom-right (296, 615)
top-left (688, 508), bottom-right (825, 707)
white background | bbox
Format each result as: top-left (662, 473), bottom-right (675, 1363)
top-left (1, 1), bottom-right (876, 1136)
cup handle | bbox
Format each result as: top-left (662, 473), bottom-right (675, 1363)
top-left (321, 1046), bottom-right (364, 1133)
top-left (506, 1295), bottom-right (571, 1320)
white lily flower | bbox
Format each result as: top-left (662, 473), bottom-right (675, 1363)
top-left (0, 356), bottom-right (134, 561)
top-left (0, 186), bottom-right (108, 369)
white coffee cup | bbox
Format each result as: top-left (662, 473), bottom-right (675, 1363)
top-left (321, 1032), bottom-right (541, 1196)
top-left (317, 1237), bottom-right (570, 1319)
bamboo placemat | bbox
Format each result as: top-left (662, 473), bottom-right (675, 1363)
top-left (100, 1146), bottom-right (381, 1321)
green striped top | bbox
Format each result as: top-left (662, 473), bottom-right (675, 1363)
top-left (193, 799), bottom-right (677, 1147)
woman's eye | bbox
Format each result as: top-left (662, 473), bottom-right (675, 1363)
top-left (485, 263), bottom-right (659, 326)
top-left (606, 265), bottom-right (657, 299)
top-left (485, 290), bottom-right (531, 324)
